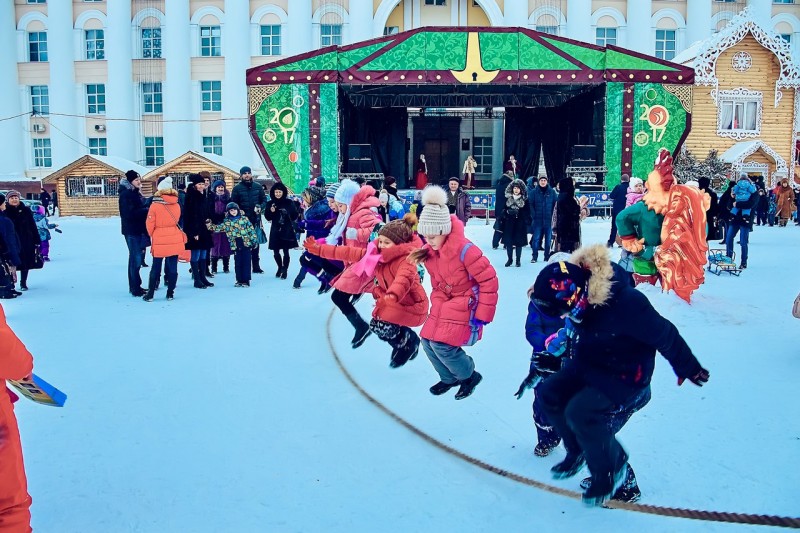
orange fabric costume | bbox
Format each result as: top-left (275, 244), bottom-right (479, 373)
top-left (0, 306), bottom-right (34, 532)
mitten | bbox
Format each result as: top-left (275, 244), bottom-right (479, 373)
top-left (345, 227), bottom-right (358, 240)
top-left (514, 368), bottom-right (541, 399)
top-left (678, 367), bottom-right (710, 387)
top-left (532, 351), bottom-right (562, 375)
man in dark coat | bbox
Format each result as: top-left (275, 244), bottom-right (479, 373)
top-left (38, 188), bottom-right (51, 213)
top-left (531, 245), bottom-right (709, 506)
top-left (606, 173), bottom-right (629, 247)
top-left (5, 191), bottom-right (40, 292)
top-left (184, 173), bottom-right (214, 288)
top-left (527, 175), bottom-right (558, 263)
top-left (231, 166), bottom-right (267, 273)
top-left (0, 194), bottom-right (21, 298)
top-left (492, 170), bottom-right (514, 249)
top-left (725, 175), bottom-right (758, 269)
top-left (119, 170), bottom-right (149, 296)
top-left (698, 177), bottom-right (719, 239)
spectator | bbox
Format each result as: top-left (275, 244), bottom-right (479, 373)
top-left (5, 191), bottom-right (40, 293)
top-left (697, 177), bottom-right (720, 239)
top-left (607, 174), bottom-right (629, 247)
top-left (118, 171), bottom-right (149, 296)
top-left (492, 170), bottom-right (514, 249)
top-left (527, 175), bottom-right (558, 263)
top-left (39, 187), bottom-right (51, 214)
top-left (445, 177), bottom-right (471, 226)
top-left (725, 179), bottom-right (758, 269)
top-left (231, 166), bottom-right (267, 273)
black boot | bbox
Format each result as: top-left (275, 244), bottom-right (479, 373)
top-left (317, 272), bottom-right (332, 295)
top-left (515, 247), bottom-right (521, 267)
top-left (198, 262), bottom-right (214, 287)
top-left (142, 288), bottom-right (155, 302)
top-left (205, 257), bottom-right (214, 278)
top-left (281, 254), bottom-right (290, 280)
top-left (580, 464), bottom-right (641, 503)
top-left (389, 330), bottom-right (420, 369)
top-left (293, 267), bottom-right (306, 289)
top-left (274, 255), bottom-right (283, 278)
top-left (253, 251), bottom-right (264, 274)
top-left (582, 462), bottom-right (628, 507)
top-left (429, 381), bottom-right (459, 395)
top-left (550, 452), bottom-right (586, 480)
top-left (344, 311), bottom-right (371, 348)
top-left (211, 257), bottom-right (219, 274)
top-left (222, 256), bottom-right (230, 273)
top-left (504, 248), bottom-right (513, 267)
top-left (191, 261), bottom-right (206, 289)
top-left (454, 371), bottom-right (482, 400)
top-left (534, 439), bottom-right (561, 457)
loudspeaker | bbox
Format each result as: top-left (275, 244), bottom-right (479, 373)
top-left (348, 144), bottom-right (371, 160)
top-left (349, 159), bottom-right (374, 173)
top-left (571, 145), bottom-right (596, 162)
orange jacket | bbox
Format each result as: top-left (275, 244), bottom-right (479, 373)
top-left (146, 192), bottom-right (186, 258)
top-left (0, 305), bottom-right (34, 532)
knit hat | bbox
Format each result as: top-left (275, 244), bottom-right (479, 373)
top-left (531, 261), bottom-right (589, 317)
top-left (125, 170), bottom-right (140, 182)
top-left (334, 179), bottom-right (359, 206)
top-left (6, 190), bottom-right (21, 199)
top-left (304, 186), bottom-right (326, 205)
top-left (326, 182), bottom-right (340, 199)
top-left (379, 191), bottom-right (389, 204)
top-left (211, 179), bottom-right (225, 191)
top-left (188, 173), bottom-right (204, 185)
top-left (378, 214), bottom-right (416, 244)
top-left (417, 186), bottom-right (452, 236)
top-left (629, 177), bottom-right (643, 189)
top-left (157, 176), bottom-right (174, 192)
top-left (0, 194), bottom-right (5, 205)
top-left (448, 176), bottom-right (461, 185)
top-left (225, 202), bottom-right (240, 213)
top-left (240, 166), bottom-right (252, 175)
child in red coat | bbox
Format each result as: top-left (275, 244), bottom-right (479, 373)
top-left (0, 306), bottom-right (34, 532)
top-left (410, 186), bottom-right (499, 400)
top-left (306, 214), bottom-right (429, 366)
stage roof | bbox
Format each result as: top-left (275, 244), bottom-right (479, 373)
top-left (247, 27), bottom-right (694, 87)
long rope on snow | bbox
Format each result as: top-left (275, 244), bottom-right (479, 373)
top-left (326, 309), bottom-right (800, 529)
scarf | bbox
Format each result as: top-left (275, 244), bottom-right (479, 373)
top-left (506, 193), bottom-right (525, 209)
top-left (327, 209), bottom-right (351, 245)
top-left (349, 241), bottom-right (382, 278)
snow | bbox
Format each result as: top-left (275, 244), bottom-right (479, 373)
top-left (7, 214), bottom-right (799, 532)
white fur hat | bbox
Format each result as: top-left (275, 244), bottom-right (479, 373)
top-left (157, 176), bottom-right (174, 192)
top-left (334, 179), bottom-right (359, 206)
top-left (417, 186), bottom-right (452, 236)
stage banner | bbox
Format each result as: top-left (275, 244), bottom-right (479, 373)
top-left (397, 189), bottom-right (496, 213)
top-left (631, 83), bottom-right (690, 181)
top-left (576, 191), bottom-right (612, 207)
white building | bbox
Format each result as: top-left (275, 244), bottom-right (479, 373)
top-left (3, 0), bottom-right (799, 182)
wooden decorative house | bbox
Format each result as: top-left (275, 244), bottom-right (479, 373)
top-left (41, 155), bottom-right (147, 217)
top-left (677, 8), bottom-right (800, 187)
top-left (141, 151), bottom-right (242, 196)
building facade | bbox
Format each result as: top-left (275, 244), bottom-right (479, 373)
top-left (3, 0), bottom-right (800, 182)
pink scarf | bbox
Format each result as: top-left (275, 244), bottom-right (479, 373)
top-left (349, 241), bottom-right (382, 278)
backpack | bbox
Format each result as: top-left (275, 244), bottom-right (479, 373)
top-left (460, 242), bottom-right (482, 346)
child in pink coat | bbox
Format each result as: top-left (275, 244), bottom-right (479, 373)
top-left (626, 177), bottom-right (644, 207)
top-left (410, 186), bottom-right (499, 400)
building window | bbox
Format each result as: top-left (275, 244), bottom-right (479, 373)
top-left (32, 138), bottom-right (52, 168)
top-left (779, 34), bottom-right (792, 44)
top-left (202, 136), bottom-right (223, 156)
top-left (260, 25), bottom-right (281, 56)
top-left (717, 88), bottom-right (763, 140)
top-left (88, 137), bottom-right (107, 156)
top-left (320, 24), bottom-right (342, 47)
top-left (27, 0), bottom-right (46, 3)
top-left (200, 25), bottom-right (221, 57)
top-left (425, 0), bottom-right (446, 5)
top-left (142, 82), bottom-right (163, 114)
top-left (66, 176), bottom-right (119, 197)
top-left (536, 26), bottom-right (558, 35)
top-left (655, 29), bottom-right (676, 60)
top-left (473, 137), bottom-right (493, 174)
top-left (30, 86), bottom-right (49, 116)
top-left (595, 27), bottom-right (617, 47)
top-left (383, 26), bottom-right (399, 35)
top-left (144, 136), bottom-right (164, 166)
top-left (774, 0), bottom-right (794, 4)
top-left (28, 32), bottom-right (48, 62)
top-left (86, 84), bottom-right (106, 115)
top-left (142, 28), bottom-right (162, 58)
top-left (200, 81), bottom-right (222, 112)
top-left (85, 29), bottom-right (105, 60)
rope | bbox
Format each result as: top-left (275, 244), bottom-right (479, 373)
top-left (326, 309), bottom-right (800, 529)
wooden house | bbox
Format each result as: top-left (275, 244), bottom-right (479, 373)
top-left (676, 8), bottom-right (800, 187)
top-left (41, 155), bottom-right (147, 217)
top-left (141, 151), bottom-right (242, 196)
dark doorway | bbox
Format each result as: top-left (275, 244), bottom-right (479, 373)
top-left (412, 116), bottom-right (461, 187)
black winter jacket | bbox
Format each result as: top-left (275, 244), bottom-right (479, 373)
top-left (231, 180), bottom-right (267, 226)
top-left (119, 179), bottom-right (148, 236)
top-left (5, 204), bottom-right (39, 270)
top-left (0, 212), bottom-right (21, 267)
top-left (264, 183), bottom-right (299, 250)
top-left (183, 185), bottom-right (212, 251)
top-left (494, 175), bottom-right (513, 220)
top-left (526, 177), bottom-right (557, 227)
top-left (609, 182), bottom-right (629, 214)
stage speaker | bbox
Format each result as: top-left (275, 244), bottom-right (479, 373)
top-left (571, 145), bottom-right (596, 163)
top-left (349, 159), bottom-right (374, 173)
top-left (348, 144), bottom-right (371, 160)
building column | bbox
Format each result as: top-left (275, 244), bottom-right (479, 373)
top-left (163, 0), bottom-right (193, 162)
top-left (746, 0), bottom-right (773, 31)
top-left (287, 0), bottom-right (313, 54)
top-left (566, 0), bottom-right (592, 44)
top-left (503, 0), bottom-right (528, 28)
top-left (223, 0), bottom-right (250, 166)
top-left (0, 2), bottom-right (25, 178)
top-left (627, 0), bottom-right (652, 55)
top-left (686, 0), bottom-right (712, 46)
top-left (349, 0), bottom-right (374, 42)
top-left (106, 2), bottom-right (136, 162)
top-left (48, 0), bottom-right (80, 169)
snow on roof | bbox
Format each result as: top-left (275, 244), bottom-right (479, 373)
top-left (672, 41), bottom-right (703, 66)
top-left (720, 141), bottom-right (762, 163)
top-left (92, 155), bottom-right (148, 176)
top-left (189, 150), bottom-right (245, 174)
top-left (0, 173), bottom-right (37, 183)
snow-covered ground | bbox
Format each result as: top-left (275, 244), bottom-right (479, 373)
top-left (7, 214), bottom-right (799, 532)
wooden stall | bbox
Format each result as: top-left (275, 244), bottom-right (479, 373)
top-left (677, 8), bottom-right (800, 186)
top-left (41, 155), bottom-right (146, 217)
top-left (141, 151), bottom-right (242, 196)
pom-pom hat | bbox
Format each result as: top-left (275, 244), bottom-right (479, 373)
top-left (334, 179), bottom-right (359, 206)
top-left (531, 261), bottom-right (589, 317)
top-left (157, 177), bottom-right (174, 192)
top-left (416, 186), bottom-right (452, 236)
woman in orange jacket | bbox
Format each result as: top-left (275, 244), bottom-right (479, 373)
top-left (143, 177), bottom-right (186, 302)
top-left (306, 214), bottom-right (429, 366)
top-left (0, 305), bottom-right (34, 533)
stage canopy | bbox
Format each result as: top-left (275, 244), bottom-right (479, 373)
top-left (246, 27), bottom-right (695, 192)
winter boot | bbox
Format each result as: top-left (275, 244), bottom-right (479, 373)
top-left (454, 371), bottom-right (483, 400)
top-left (534, 439), bottom-right (561, 457)
top-left (580, 464), bottom-right (641, 503)
top-left (142, 288), bottom-right (155, 302)
top-left (293, 267), bottom-right (307, 289)
top-left (389, 331), bottom-right (420, 369)
top-left (191, 261), bottom-right (207, 289)
top-left (252, 251), bottom-right (264, 274)
top-left (429, 381), bottom-right (460, 396)
top-left (198, 265), bottom-right (214, 287)
top-left (582, 463), bottom-right (628, 507)
top-left (281, 254), bottom-right (290, 280)
top-left (274, 255), bottom-right (283, 278)
top-left (205, 257), bottom-right (214, 278)
top-left (222, 256), bottom-right (230, 273)
top-left (515, 247), bottom-right (522, 267)
top-left (504, 249), bottom-right (513, 267)
top-left (212, 257), bottom-right (219, 274)
top-left (344, 311), bottom-right (371, 349)
top-left (550, 452), bottom-right (585, 480)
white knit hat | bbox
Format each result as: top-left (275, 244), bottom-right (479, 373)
top-left (334, 179), bottom-right (359, 206)
top-left (157, 177), bottom-right (174, 192)
top-left (629, 177), bottom-right (643, 189)
top-left (417, 186), bottom-right (452, 236)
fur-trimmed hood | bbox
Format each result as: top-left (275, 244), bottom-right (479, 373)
top-left (568, 244), bottom-right (615, 306)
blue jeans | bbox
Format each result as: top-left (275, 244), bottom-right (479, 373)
top-left (421, 338), bottom-right (475, 383)
top-left (530, 223), bottom-right (553, 261)
top-left (190, 249), bottom-right (207, 262)
top-left (124, 235), bottom-right (145, 292)
top-left (148, 256), bottom-right (178, 291)
top-left (725, 221), bottom-right (749, 265)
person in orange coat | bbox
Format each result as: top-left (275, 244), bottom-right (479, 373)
top-left (143, 177), bottom-right (186, 301)
top-left (306, 214), bottom-right (429, 367)
top-left (0, 305), bottom-right (35, 533)
top-left (775, 177), bottom-right (796, 226)
top-left (410, 186), bottom-right (499, 400)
